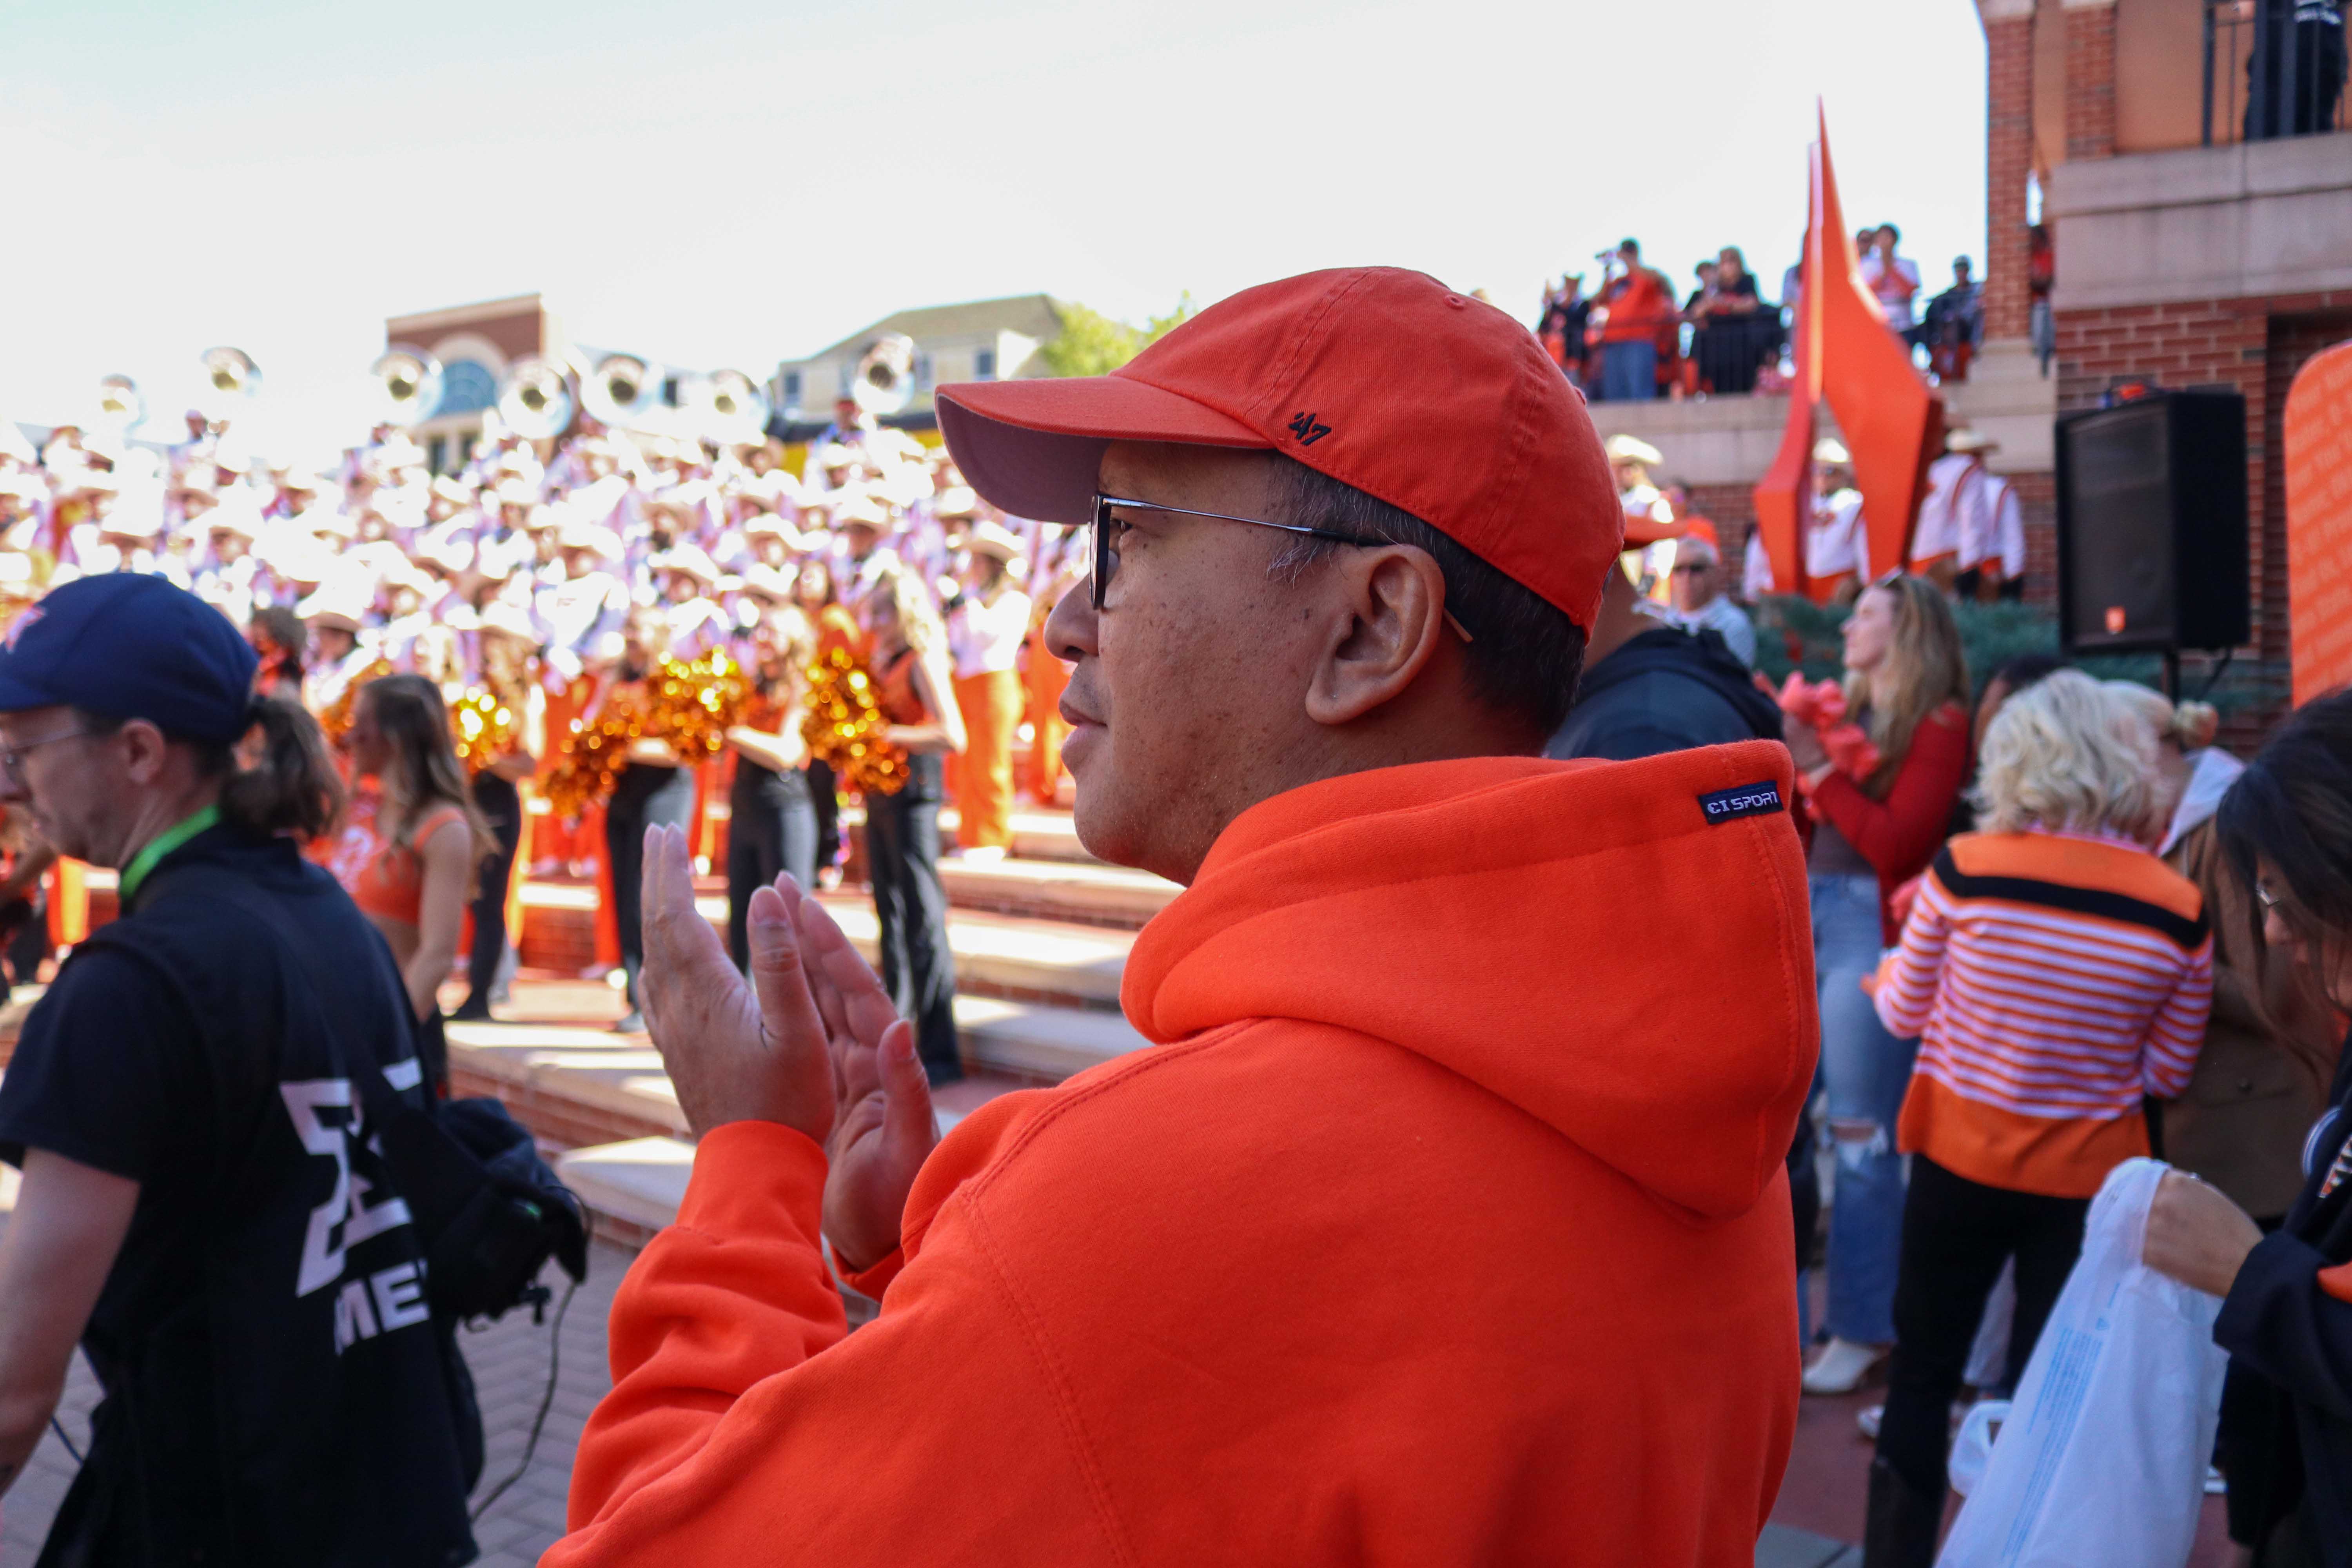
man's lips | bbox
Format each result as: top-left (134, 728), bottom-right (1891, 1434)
top-left (1058, 696), bottom-right (1102, 729)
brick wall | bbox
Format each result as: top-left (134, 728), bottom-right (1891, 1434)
top-left (2063, 2), bottom-right (2118, 161)
top-left (1985, 12), bottom-right (2038, 339)
top-left (2053, 291), bottom-right (2352, 731)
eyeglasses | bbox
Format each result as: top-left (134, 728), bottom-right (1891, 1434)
top-left (2255, 882), bottom-right (2283, 913)
top-left (0, 724), bottom-right (96, 780)
top-left (1088, 493), bottom-right (1474, 642)
top-left (1670, 561), bottom-right (1712, 575)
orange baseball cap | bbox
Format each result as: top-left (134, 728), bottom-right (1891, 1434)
top-left (935, 267), bottom-right (1623, 632)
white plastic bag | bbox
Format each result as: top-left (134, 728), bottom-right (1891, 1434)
top-left (1935, 1158), bottom-right (2228, 1568)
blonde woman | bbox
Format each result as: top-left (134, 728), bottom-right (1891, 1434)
top-left (863, 566), bottom-right (967, 1084)
top-left (1784, 574), bottom-right (1974, 1395)
top-left (1861, 671), bottom-right (2212, 1562)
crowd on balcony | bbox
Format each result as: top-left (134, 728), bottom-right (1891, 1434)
top-left (1535, 224), bottom-right (1985, 401)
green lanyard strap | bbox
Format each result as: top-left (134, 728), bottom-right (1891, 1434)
top-left (118, 803), bottom-right (222, 904)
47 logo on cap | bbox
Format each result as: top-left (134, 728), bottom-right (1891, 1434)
top-left (1697, 780), bottom-right (1784, 824)
top-left (1287, 411), bottom-right (1332, 447)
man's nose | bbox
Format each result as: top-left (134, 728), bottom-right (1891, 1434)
top-left (1044, 576), bottom-right (1097, 666)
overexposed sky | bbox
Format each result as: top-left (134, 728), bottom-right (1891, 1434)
top-left (1, 0), bottom-right (1988, 461)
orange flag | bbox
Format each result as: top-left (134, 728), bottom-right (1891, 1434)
top-left (1754, 105), bottom-right (1945, 589)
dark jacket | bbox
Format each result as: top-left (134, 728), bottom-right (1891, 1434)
top-left (1546, 624), bottom-right (1784, 762)
top-left (0, 825), bottom-right (477, 1567)
top-left (2215, 1030), bottom-right (2352, 1563)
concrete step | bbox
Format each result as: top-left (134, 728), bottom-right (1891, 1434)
top-left (934, 855), bottom-right (1174, 929)
top-left (843, 804), bottom-right (1102, 867)
top-left (515, 857), bottom-right (1165, 974)
top-left (449, 980), bottom-right (1144, 1157)
top-left (814, 894), bottom-right (1132, 1012)
top-left (515, 881), bottom-right (1135, 1013)
top-left (554, 1067), bottom-right (1038, 1245)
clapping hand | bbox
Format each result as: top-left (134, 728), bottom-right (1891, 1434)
top-left (636, 824), bottom-right (835, 1142)
top-left (634, 823), bottom-right (937, 1271)
top-left (776, 883), bottom-right (939, 1274)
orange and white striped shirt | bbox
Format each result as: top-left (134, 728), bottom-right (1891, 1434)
top-left (1875, 828), bottom-right (2214, 1197)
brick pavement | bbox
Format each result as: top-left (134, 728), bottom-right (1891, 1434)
top-left (0, 1226), bottom-right (633, 1568)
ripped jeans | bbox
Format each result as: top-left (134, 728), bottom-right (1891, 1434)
top-left (1810, 871), bottom-right (1920, 1347)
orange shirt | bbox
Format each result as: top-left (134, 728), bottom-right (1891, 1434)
top-left (315, 786), bottom-right (466, 926)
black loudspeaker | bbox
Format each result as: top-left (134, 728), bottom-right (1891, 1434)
top-left (2056, 390), bottom-right (2250, 654)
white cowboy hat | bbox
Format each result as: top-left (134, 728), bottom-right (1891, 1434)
top-left (476, 600), bottom-right (541, 644)
top-left (1603, 434), bottom-right (1664, 468)
top-left (962, 518), bottom-right (1029, 574)
top-left (1812, 438), bottom-right (1851, 466)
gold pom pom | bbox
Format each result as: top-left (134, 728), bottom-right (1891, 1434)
top-left (799, 646), bottom-right (908, 796)
top-left (450, 687), bottom-right (519, 775)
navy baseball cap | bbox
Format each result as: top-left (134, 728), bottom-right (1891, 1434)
top-left (0, 574), bottom-right (260, 744)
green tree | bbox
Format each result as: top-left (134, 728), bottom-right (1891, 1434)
top-left (1039, 295), bottom-right (1195, 377)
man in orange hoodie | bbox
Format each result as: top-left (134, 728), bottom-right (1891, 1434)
top-left (549, 268), bottom-right (1817, 1566)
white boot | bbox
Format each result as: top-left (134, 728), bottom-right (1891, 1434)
top-left (1802, 1335), bottom-right (1889, 1395)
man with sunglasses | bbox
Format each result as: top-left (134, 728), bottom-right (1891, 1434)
top-left (550, 269), bottom-right (1817, 1566)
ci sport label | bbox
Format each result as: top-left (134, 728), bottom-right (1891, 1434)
top-left (1697, 780), bottom-right (1785, 825)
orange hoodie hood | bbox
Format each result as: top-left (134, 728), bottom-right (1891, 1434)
top-left (1123, 742), bottom-right (1817, 1220)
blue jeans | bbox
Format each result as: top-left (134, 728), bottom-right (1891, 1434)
top-left (1599, 339), bottom-right (1656, 401)
top-left (1810, 871), bottom-right (1920, 1346)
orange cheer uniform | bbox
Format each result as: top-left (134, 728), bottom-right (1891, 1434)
top-left (549, 743), bottom-right (1815, 1566)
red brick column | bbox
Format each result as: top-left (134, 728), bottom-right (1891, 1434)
top-left (1981, 0), bottom-right (2038, 340)
top-left (2064, 0), bottom-right (2118, 162)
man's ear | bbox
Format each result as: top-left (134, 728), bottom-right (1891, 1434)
top-left (1302, 545), bottom-right (1449, 727)
top-left (118, 719), bottom-right (172, 786)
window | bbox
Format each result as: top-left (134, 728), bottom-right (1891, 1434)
top-left (782, 370), bottom-right (802, 405)
top-left (975, 347), bottom-right (997, 380)
top-left (432, 359), bottom-right (497, 419)
top-left (913, 353), bottom-right (935, 392)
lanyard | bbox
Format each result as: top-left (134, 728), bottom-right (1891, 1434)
top-left (118, 803), bottom-right (221, 905)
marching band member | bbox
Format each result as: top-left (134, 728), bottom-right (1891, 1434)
top-left (795, 555), bottom-right (860, 887)
top-left (1801, 438), bottom-right (1868, 604)
top-left (1949, 430), bottom-right (2025, 602)
top-left (830, 490), bottom-right (898, 599)
top-left (1022, 522), bottom-right (1086, 806)
top-left (943, 520), bottom-right (1031, 861)
top-left (454, 601), bottom-right (546, 1022)
top-left (598, 607), bottom-right (698, 1034)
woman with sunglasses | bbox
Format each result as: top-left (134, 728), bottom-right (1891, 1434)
top-left (2146, 691), bottom-right (2352, 1565)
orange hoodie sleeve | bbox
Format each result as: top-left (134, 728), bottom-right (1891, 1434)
top-left (547, 1118), bottom-right (1120, 1566)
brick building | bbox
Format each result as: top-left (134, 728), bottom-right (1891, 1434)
top-left (2015, 0), bottom-right (2352, 711)
top-left (383, 294), bottom-right (564, 477)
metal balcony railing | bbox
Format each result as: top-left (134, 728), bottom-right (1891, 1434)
top-left (2204, 0), bottom-right (2348, 145)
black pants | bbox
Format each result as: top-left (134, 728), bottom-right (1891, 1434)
top-left (2, 889), bottom-right (47, 990)
top-left (864, 753), bottom-right (958, 1082)
top-left (459, 772), bottom-right (523, 1016)
top-left (605, 763), bottom-right (697, 1009)
top-left (1875, 1154), bottom-right (2091, 1495)
top-left (808, 758), bottom-right (842, 874)
top-left (728, 764), bottom-right (818, 972)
